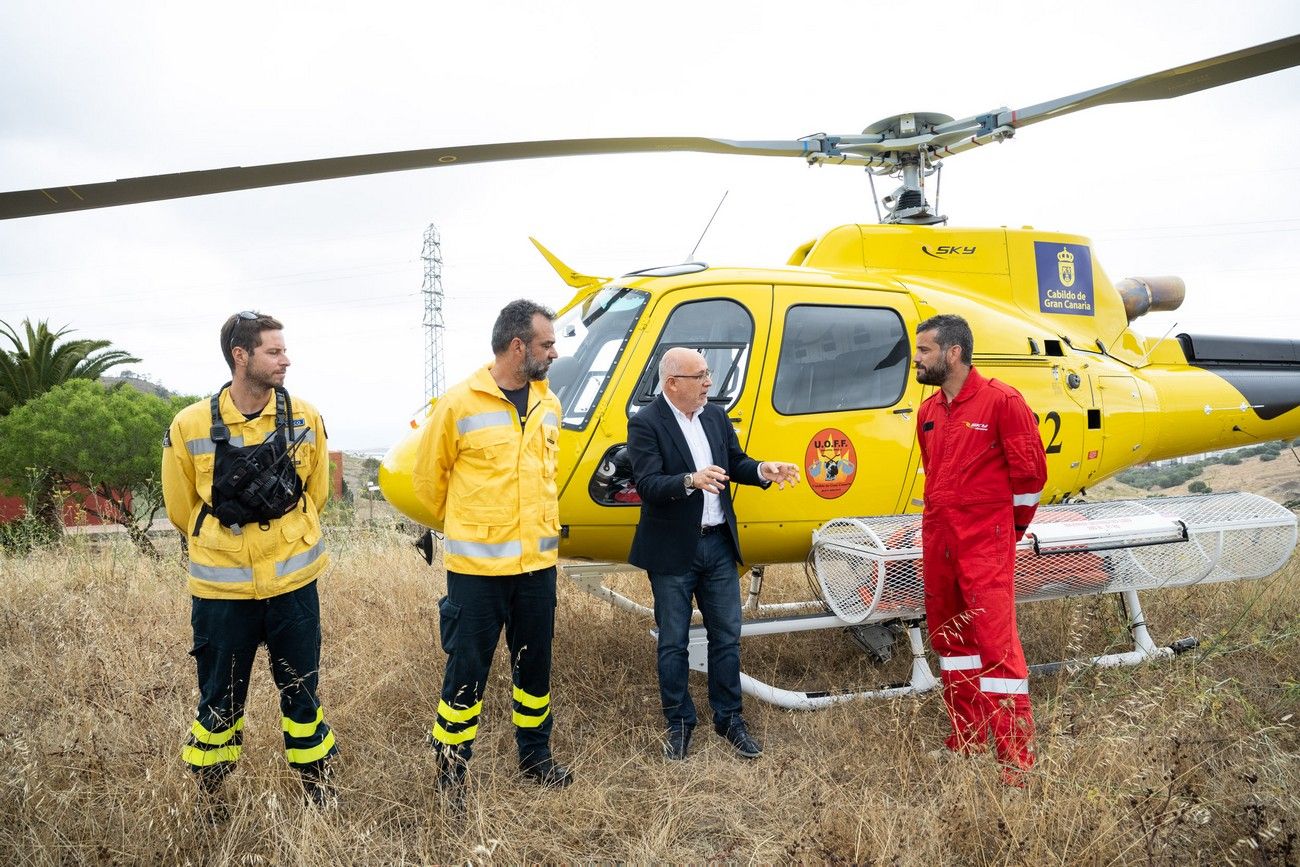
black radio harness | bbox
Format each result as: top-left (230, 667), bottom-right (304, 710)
top-left (193, 384), bottom-right (309, 534)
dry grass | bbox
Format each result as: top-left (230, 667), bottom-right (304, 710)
top-left (1, 529), bottom-right (1297, 865)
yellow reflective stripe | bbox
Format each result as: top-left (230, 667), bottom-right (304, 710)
top-left (282, 706), bottom-right (324, 738)
top-left (285, 728), bottom-right (336, 765)
top-left (512, 685), bottom-right (550, 709)
top-left (512, 707), bottom-right (551, 729)
top-left (190, 716), bottom-right (245, 745)
top-left (437, 699), bottom-right (483, 724)
top-left (182, 744), bottom-right (242, 767)
top-left (432, 722), bottom-right (478, 745)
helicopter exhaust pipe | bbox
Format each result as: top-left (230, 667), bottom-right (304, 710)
top-left (1116, 275), bottom-right (1185, 322)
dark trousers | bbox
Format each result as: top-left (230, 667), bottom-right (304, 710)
top-left (183, 580), bottom-right (336, 775)
top-left (431, 567), bottom-right (558, 765)
top-left (648, 531), bottom-right (743, 732)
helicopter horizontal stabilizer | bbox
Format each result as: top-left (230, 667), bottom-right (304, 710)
top-left (528, 237), bottom-right (610, 294)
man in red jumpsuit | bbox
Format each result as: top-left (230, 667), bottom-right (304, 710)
top-left (913, 314), bottom-right (1047, 785)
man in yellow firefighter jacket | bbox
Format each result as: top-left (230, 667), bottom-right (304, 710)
top-left (162, 311), bottom-right (336, 809)
top-left (413, 298), bottom-right (571, 797)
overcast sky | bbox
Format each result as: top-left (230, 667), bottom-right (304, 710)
top-left (2, 1), bottom-right (1297, 450)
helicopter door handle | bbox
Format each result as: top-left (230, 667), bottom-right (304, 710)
top-left (893, 407), bottom-right (914, 414)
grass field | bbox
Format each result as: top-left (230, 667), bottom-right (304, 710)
top-left (1, 525), bottom-right (1297, 865)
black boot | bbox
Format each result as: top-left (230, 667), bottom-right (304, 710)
top-left (520, 755), bottom-right (574, 789)
top-left (300, 760), bottom-right (338, 809)
top-left (435, 747), bottom-right (468, 813)
top-left (193, 765), bottom-right (233, 825)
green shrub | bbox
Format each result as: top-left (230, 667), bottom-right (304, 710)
top-left (1188, 480), bottom-right (1211, 494)
top-left (0, 513), bottom-right (60, 554)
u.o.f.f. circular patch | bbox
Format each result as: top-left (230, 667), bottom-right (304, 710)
top-left (805, 427), bottom-right (856, 500)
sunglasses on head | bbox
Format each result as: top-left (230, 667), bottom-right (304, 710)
top-left (229, 311), bottom-right (263, 352)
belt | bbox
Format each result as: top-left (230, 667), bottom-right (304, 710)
top-left (700, 524), bottom-right (725, 537)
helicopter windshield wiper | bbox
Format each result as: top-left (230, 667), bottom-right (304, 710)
top-left (582, 286), bottom-right (631, 328)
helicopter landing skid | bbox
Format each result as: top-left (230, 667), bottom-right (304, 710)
top-left (563, 563), bottom-right (1220, 712)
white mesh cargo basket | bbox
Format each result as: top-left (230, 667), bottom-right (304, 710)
top-left (811, 492), bottom-right (1297, 625)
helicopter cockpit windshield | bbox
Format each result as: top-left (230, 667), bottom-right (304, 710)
top-left (551, 286), bottom-right (649, 429)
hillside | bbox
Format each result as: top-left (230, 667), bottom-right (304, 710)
top-left (1090, 446), bottom-right (1300, 506)
top-left (101, 371), bottom-right (176, 399)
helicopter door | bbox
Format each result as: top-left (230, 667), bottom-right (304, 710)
top-left (735, 287), bottom-right (921, 563)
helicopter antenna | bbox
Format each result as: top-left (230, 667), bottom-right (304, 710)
top-left (1136, 320), bottom-right (1179, 366)
top-left (687, 190), bottom-right (728, 261)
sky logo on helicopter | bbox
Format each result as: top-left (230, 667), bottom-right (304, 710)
top-left (921, 244), bottom-right (976, 259)
top-left (1035, 241), bottom-right (1094, 316)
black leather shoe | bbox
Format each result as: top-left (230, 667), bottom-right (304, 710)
top-left (663, 724), bottom-right (694, 761)
top-left (520, 756), bottom-right (574, 789)
top-left (716, 719), bottom-right (762, 759)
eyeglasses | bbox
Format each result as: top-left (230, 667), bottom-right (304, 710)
top-left (236, 310), bottom-right (260, 320)
top-left (669, 370), bottom-right (711, 381)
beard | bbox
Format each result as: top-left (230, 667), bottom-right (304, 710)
top-left (524, 354), bottom-right (551, 382)
top-left (247, 365), bottom-right (285, 391)
top-left (914, 357), bottom-right (948, 386)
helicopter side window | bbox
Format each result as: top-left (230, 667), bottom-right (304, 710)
top-left (627, 298), bottom-right (755, 416)
top-left (552, 286), bottom-right (649, 430)
top-left (772, 305), bottom-right (908, 415)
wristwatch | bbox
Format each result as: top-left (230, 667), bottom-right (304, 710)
top-left (683, 472), bottom-right (694, 493)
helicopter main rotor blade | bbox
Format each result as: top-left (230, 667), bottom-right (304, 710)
top-left (993, 32), bottom-right (1300, 130)
top-left (0, 136), bottom-right (814, 220)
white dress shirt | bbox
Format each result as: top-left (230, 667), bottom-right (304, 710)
top-left (667, 400), bottom-right (727, 528)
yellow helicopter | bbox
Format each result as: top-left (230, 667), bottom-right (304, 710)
top-left (364, 33), bottom-right (1300, 568)
top-left (2, 33), bottom-right (1298, 704)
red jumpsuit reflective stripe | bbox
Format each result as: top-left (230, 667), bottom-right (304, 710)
top-left (917, 366), bottom-right (1047, 769)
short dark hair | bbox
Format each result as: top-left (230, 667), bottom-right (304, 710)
top-left (916, 313), bottom-right (973, 365)
top-left (220, 311), bottom-right (284, 372)
top-left (491, 299), bottom-right (555, 355)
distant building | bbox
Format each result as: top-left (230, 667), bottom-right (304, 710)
top-left (0, 485), bottom-right (131, 528)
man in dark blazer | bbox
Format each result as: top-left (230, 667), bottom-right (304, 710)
top-left (627, 346), bottom-right (800, 761)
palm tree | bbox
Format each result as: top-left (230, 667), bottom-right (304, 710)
top-left (0, 319), bottom-right (140, 416)
top-left (0, 319), bottom-right (141, 533)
